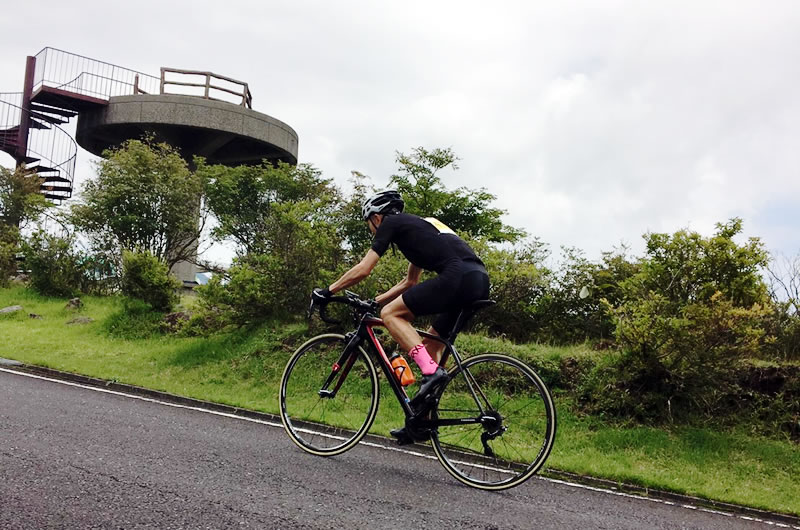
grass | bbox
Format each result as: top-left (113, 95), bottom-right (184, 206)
top-left (1, 286), bottom-right (798, 516)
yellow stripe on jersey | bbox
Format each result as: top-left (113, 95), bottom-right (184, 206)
top-left (424, 217), bottom-right (456, 235)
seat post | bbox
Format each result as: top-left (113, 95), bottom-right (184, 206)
top-left (445, 300), bottom-right (496, 343)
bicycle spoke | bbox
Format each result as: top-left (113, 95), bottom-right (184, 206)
top-left (431, 354), bottom-right (556, 490)
top-left (280, 335), bottom-right (379, 456)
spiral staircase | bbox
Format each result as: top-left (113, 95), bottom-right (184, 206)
top-left (0, 92), bottom-right (79, 201)
top-left (0, 48), bottom-right (159, 202)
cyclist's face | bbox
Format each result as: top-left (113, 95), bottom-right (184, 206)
top-left (367, 214), bottom-right (381, 235)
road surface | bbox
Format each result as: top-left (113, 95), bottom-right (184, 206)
top-left (0, 368), bottom-right (789, 529)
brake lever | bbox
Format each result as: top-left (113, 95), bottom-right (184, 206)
top-left (306, 299), bottom-right (316, 320)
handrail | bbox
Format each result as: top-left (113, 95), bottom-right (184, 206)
top-left (160, 67), bottom-right (253, 108)
top-left (33, 47), bottom-right (160, 101)
top-left (54, 72), bottom-right (143, 100)
top-left (30, 48), bottom-right (254, 108)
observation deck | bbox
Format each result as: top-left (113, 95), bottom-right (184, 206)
top-left (1, 48), bottom-right (299, 202)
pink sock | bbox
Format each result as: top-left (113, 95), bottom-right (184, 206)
top-left (408, 344), bottom-right (438, 376)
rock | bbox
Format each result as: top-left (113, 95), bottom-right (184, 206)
top-left (11, 274), bottom-right (29, 285)
top-left (66, 316), bottom-right (94, 325)
top-left (29, 313), bottom-right (43, 319)
top-left (65, 298), bottom-right (83, 310)
top-left (0, 305), bottom-right (23, 314)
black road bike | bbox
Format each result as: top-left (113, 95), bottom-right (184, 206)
top-left (279, 291), bottom-right (556, 490)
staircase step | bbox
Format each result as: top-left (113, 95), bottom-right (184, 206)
top-left (0, 146), bottom-right (17, 158)
top-left (40, 176), bottom-right (71, 185)
top-left (43, 193), bottom-right (71, 201)
top-left (28, 118), bottom-right (51, 130)
top-left (30, 111), bottom-right (68, 126)
top-left (31, 166), bottom-right (59, 175)
top-left (30, 103), bottom-right (78, 119)
top-left (40, 184), bottom-right (73, 193)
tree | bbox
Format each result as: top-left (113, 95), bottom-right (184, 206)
top-left (389, 147), bottom-right (525, 243)
top-left (200, 160), bottom-right (339, 256)
top-left (192, 160), bottom-right (344, 328)
top-left (71, 139), bottom-right (205, 270)
top-left (0, 165), bottom-right (50, 229)
top-left (1, 165), bottom-right (52, 285)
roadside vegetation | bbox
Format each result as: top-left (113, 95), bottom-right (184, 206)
top-left (1, 142), bottom-right (799, 515)
top-left (1, 287), bottom-right (797, 515)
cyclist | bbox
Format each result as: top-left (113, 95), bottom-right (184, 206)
top-left (311, 189), bottom-right (490, 443)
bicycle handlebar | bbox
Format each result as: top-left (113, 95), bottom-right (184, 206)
top-left (311, 290), bottom-right (378, 325)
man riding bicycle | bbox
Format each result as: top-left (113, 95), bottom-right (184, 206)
top-left (311, 189), bottom-right (490, 443)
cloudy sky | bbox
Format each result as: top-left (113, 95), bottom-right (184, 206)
top-left (2, 1), bottom-right (799, 266)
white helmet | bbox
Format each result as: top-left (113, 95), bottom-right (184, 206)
top-left (361, 190), bottom-right (404, 221)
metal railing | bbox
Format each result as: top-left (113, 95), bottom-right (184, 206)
top-left (32, 47), bottom-right (160, 101)
top-left (0, 92), bottom-right (23, 133)
top-left (31, 47), bottom-right (253, 108)
top-left (160, 68), bottom-right (253, 108)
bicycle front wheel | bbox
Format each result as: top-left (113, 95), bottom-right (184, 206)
top-left (280, 334), bottom-right (380, 456)
top-left (431, 353), bottom-right (556, 490)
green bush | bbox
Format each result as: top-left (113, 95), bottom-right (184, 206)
top-left (0, 225), bottom-right (19, 287)
top-left (584, 219), bottom-right (774, 422)
top-left (191, 201), bottom-right (343, 330)
top-left (475, 238), bottom-right (550, 341)
top-left (121, 249), bottom-right (181, 312)
top-left (23, 230), bottom-right (90, 297)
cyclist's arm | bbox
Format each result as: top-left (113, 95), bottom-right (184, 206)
top-left (328, 250), bottom-right (380, 293)
top-left (375, 263), bottom-right (422, 305)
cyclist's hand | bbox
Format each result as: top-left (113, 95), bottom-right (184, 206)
top-left (311, 287), bottom-right (332, 306)
top-left (367, 299), bottom-right (381, 314)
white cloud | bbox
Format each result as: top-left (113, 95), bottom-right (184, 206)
top-left (2, 0), bottom-right (799, 266)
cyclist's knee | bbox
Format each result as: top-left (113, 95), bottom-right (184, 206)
top-left (381, 298), bottom-right (412, 323)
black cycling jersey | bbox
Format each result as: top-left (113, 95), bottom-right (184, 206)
top-left (371, 213), bottom-right (484, 273)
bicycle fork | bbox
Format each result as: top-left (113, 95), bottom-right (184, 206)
top-left (318, 332), bottom-right (362, 399)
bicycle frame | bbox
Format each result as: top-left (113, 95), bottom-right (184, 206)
top-left (318, 311), bottom-right (491, 428)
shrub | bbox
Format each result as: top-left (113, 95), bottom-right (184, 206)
top-left (121, 249), bottom-right (181, 312)
top-left (192, 201), bottom-right (343, 330)
top-left (475, 238), bottom-right (550, 341)
top-left (584, 219), bottom-right (775, 422)
top-left (0, 225), bottom-right (19, 287)
top-left (23, 230), bottom-right (89, 297)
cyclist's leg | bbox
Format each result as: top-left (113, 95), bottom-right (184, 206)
top-left (380, 297), bottom-right (424, 352)
top-left (428, 265), bottom-right (491, 356)
top-left (422, 326), bottom-right (445, 364)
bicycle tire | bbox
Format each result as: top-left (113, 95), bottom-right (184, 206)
top-left (280, 334), bottom-right (380, 456)
top-left (430, 353), bottom-right (556, 490)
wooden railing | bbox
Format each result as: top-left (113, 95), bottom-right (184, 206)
top-left (159, 68), bottom-right (253, 108)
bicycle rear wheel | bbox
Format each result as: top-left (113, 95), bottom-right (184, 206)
top-left (280, 334), bottom-right (379, 456)
top-left (430, 353), bottom-right (556, 490)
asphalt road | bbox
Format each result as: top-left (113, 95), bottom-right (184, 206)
top-left (0, 368), bottom-right (788, 529)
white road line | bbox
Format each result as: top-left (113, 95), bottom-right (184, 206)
top-left (2, 367), bottom-right (797, 529)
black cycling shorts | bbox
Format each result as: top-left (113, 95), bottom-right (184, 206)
top-left (402, 259), bottom-right (490, 338)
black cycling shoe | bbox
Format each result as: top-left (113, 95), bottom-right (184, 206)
top-left (390, 425), bottom-right (430, 446)
top-left (390, 427), bottom-right (416, 446)
top-left (409, 366), bottom-right (448, 410)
